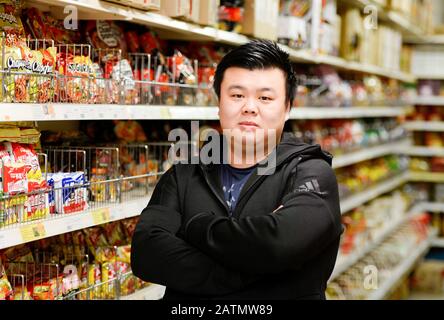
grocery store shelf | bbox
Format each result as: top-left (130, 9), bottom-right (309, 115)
top-left (312, 54), bottom-right (415, 83)
top-left (413, 96), bottom-right (444, 106)
top-left (400, 146), bottom-right (444, 157)
top-left (340, 172), bottom-right (409, 214)
top-left (0, 196), bottom-right (150, 250)
top-left (330, 203), bottom-right (423, 281)
top-left (121, 283), bottom-right (166, 300)
top-left (332, 139), bottom-right (410, 169)
top-left (30, 0), bottom-right (416, 82)
top-left (408, 171), bottom-right (444, 183)
top-left (367, 229), bottom-right (438, 300)
top-left (405, 35), bottom-right (444, 45)
top-left (0, 104), bottom-right (411, 121)
top-left (291, 106), bottom-right (409, 119)
top-left (431, 237), bottom-right (444, 248)
top-left (404, 121), bottom-right (444, 132)
top-left (0, 104), bottom-right (220, 121)
top-left (419, 202), bottom-right (444, 212)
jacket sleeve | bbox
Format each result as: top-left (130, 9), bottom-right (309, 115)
top-left (184, 158), bottom-right (343, 275)
top-left (131, 166), bottom-right (258, 296)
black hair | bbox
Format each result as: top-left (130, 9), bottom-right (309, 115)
top-left (213, 40), bottom-right (297, 107)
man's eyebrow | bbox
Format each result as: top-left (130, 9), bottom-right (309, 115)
top-left (227, 85), bottom-right (276, 92)
top-left (258, 87), bottom-right (276, 92)
top-left (227, 85), bottom-right (245, 90)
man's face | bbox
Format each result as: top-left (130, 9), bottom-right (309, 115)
top-left (218, 67), bottom-right (290, 149)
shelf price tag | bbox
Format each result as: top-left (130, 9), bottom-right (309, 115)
top-left (20, 223), bottom-right (47, 243)
top-left (92, 208), bottom-right (111, 225)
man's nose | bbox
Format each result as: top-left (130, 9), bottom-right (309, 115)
top-left (242, 98), bottom-right (258, 114)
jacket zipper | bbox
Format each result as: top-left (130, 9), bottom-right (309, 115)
top-left (199, 165), bottom-right (230, 215)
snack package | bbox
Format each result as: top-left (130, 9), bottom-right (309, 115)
top-left (46, 173), bottom-right (55, 214)
top-left (94, 246), bottom-right (116, 264)
top-left (83, 226), bottom-right (108, 256)
top-left (120, 217), bottom-right (138, 241)
top-left (19, 128), bottom-right (41, 144)
top-left (11, 286), bottom-right (32, 300)
top-left (3, 162), bottom-right (27, 194)
top-left (31, 276), bottom-right (62, 300)
top-left (101, 261), bottom-right (117, 299)
top-left (0, 194), bottom-right (27, 227)
top-left (103, 222), bottom-right (125, 247)
top-left (0, 126), bottom-right (21, 142)
top-left (84, 20), bottom-right (127, 55)
top-left (113, 120), bottom-right (147, 143)
top-left (10, 143), bottom-right (48, 221)
top-left (49, 172), bottom-right (88, 214)
top-left (56, 51), bottom-right (93, 103)
top-left (0, 3), bottom-right (25, 40)
top-left (87, 263), bottom-right (101, 299)
top-left (62, 264), bottom-right (80, 296)
top-left (0, 262), bottom-right (12, 300)
top-left (120, 272), bottom-right (136, 296)
top-left (116, 245), bottom-right (131, 264)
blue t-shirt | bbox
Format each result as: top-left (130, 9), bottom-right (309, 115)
top-left (220, 164), bottom-right (257, 216)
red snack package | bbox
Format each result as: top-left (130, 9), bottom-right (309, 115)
top-left (125, 30), bottom-right (140, 53)
top-left (23, 7), bottom-right (52, 39)
top-left (3, 162), bottom-right (27, 194)
top-left (139, 30), bottom-right (162, 55)
top-left (84, 20), bottom-right (127, 55)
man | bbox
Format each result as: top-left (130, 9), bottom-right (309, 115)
top-left (131, 40), bottom-right (343, 300)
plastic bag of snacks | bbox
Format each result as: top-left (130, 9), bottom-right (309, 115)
top-left (56, 49), bottom-right (93, 103)
top-left (11, 143), bottom-right (49, 221)
top-left (31, 276), bottom-right (63, 300)
top-left (0, 261), bottom-right (13, 300)
top-left (47, 172), bottom-right (88, 214)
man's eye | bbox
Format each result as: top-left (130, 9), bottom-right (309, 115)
top-left (231, 94), bottom-right (244, 99)
top-left (259, 96), bottom-right (272, 101)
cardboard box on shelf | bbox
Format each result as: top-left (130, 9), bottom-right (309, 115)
top-left (105, 0), bottom-right (160, 11)
top-left (340, 8), bottom-right (364, 62)
top-left (198, 0), bottom-right (219, 27)
top-left (160, 0), bottom-right (190, 18)
top-left (242, 0), bottom-right (279, 41)
top-left (277, 15), bottom-right (308, 47)
top-left (160, 0), bottom-right (201, 22)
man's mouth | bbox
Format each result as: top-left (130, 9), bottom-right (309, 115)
top-left (238, 121), bottom-right (259, 128)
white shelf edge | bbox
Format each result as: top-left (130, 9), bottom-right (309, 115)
top-left (400, 146), bottom-right (444, 157)
top-left (404, 121), bottom-right (444, 132)
top-left (330, 203), bottom-right (424, 281)
top-left (413, 96), bottom-right (444, 106)
top-left (367, 228), bottom-right (437, 300)
top-left (431, 237), bottom-right (444, 248)
top-left (0, 196), bottom-right (150, 250)
top-left (405, 35), bottom-right (444, 45)
top-left (408, 171), bottom-right (444, 183)
top-left (332, 139), bottom-right (410, 169)
top-left (421, 202), bottom-right (444, 212)
top-left (0, 104), bottom-right (412, 121)
top-left (291, 106), bottom-right (409, 120)
top-left (120, 283), bottom-right (166, 300)
top-left (340, 172), bottom-right (409, 214)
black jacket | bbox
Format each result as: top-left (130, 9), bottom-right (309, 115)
top-left (131, 132), bottom-right (343, 300)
